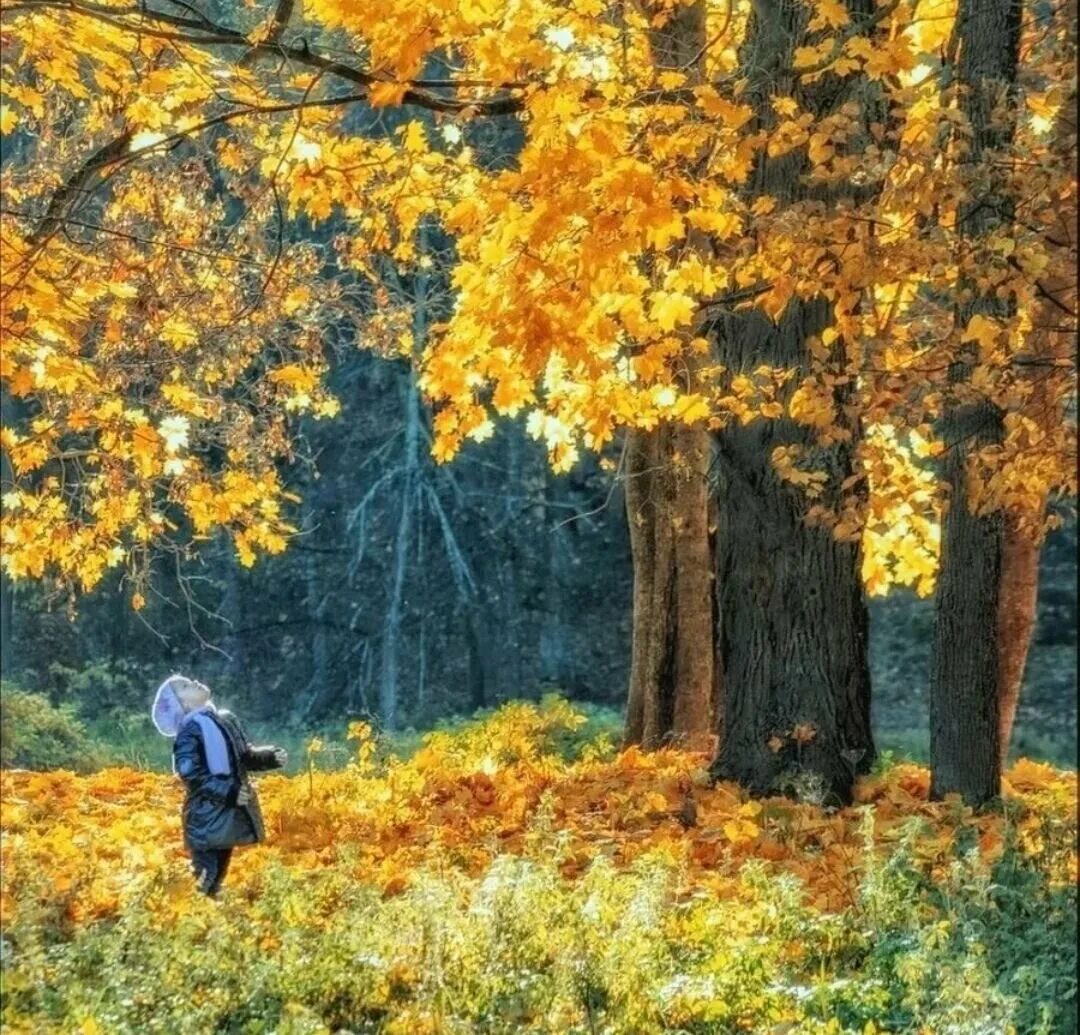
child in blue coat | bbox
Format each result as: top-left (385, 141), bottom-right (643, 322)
top-left (152, 675), bottom-right (287, 896)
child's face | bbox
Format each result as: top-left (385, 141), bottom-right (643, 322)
top-left (174, 679), bottom-right (211, 712)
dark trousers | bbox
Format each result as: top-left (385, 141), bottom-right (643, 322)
top-left (190, 847), bottom-right (233, 896)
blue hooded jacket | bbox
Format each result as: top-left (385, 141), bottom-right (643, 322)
top-left (173, 709), bottom-right (282, 851)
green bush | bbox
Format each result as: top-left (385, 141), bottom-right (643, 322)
top-left (0, 687), bottom-right (104, 772)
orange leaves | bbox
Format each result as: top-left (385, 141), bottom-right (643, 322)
top-left (1, 732), bottom-right (1076, 946)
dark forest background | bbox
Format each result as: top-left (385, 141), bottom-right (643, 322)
top-left (2, 341), bottom-right (1075, 768)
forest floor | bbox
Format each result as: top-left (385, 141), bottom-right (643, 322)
top-left (1, 698), bottom-right (1076, 1034)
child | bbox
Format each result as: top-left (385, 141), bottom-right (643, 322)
top-left (152, 675), bottom-right (287, 897)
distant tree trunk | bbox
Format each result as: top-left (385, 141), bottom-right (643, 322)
top-left (304, 500), bottom-right (331, 711)
top-left (0, 390), bottom-right (19, 678)
top-left (465, 612), bottom-right (488, 711)
top-left (623, 0), bottom-right (717, 753)
top-left (379, 245), bottom-right (430, 730)
top-left (381, 354), bottom-right (422, 732)
top-left (538, 464), bottom-right (571, 689)
top-left (0, 571), bottom-right (12, 679)
top-left (220, 544), bottom-right (246, 684)
top-left (709, 0), bottom-right (879, 803)
top-left (929, 0), bottom-right (1022, 804)
top-left (624, 422), bottom-right (716, 751)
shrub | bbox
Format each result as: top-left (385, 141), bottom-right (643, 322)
top-left (0, 687), bottom-right (104, 773)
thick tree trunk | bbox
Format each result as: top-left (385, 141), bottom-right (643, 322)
top-left (1, 390), bottom-right (19, 678)
top-left (708, 0), bottom-right (879, 803)
top-left (711, 302), bottom-right (873, 803)
top-left (624, 422), bottom-right (716, 751)
top-left (0, 572), bottom-right (12, 679)
top-left (929, 0), bottom-right (1021, 804)
top-left (930, 408), bottom-right (1004, 801)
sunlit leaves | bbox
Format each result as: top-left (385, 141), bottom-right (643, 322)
top-left (0, 0), bottom-right (1074, 603)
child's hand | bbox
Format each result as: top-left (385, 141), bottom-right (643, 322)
top-left (236, 786), bottom-right (252, 807)
top-left (273, 747), bottom-right (288, 768)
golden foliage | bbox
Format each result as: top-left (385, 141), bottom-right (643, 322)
top-left (1, 702), bottom-right (1074, 934)
top-left (0, 0), bottom-right (1075, 598)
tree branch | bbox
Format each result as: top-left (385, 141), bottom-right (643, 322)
top-left (2, 0), bottom-right (527, 115)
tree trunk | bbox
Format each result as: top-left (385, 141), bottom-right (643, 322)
top-left (624, 422), bottom-right (716, 751)
top-left (465, 612), bottom-right (488, 711)
top-left (0, 571), bottom-right (12, 679)
top-left (379, 253), bottom-right (429, 730)
top-left (708, 0), bottom-right (880, 803)
top-left (1, 389), bottom-right (19, 678)
top-left (711, 303), bottom-right (874, 803)
top-left (994, 0), bottom-right (1077, 768)
top-left (380, 363), bottom-right (421, 732)
top-left (538, 463), bottom-right (571, 689)
top-left (623, 0), bottom-right (718, 754)
top-left (929, 408), bottom-right (1005, 801)
top-left (997, 512), bottom-right (1041, 764)
top-left (929, 0), bottom-right (1022, 804)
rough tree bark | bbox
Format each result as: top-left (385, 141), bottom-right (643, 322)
top-left (623, 0), bottom-right (718, 753)
top-left (711, 304), bottom-right (874, 802)
top-left (929, 0), bottom-right (1022, 803)
top-left (709, 0), bottom-right (879, 803)
top-left (0, 389), bottom-right (21, 677)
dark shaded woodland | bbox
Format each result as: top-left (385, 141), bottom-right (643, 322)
top-left (2, 343), bottom-right (1074, 764)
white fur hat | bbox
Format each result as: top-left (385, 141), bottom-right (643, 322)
top-left (152, 674), bottom-right (208, 737)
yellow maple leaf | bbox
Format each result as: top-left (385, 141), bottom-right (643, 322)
top-left (649, 290), bottom-right (696, 332)
top-left (961, 314), bottom-right (1001, 352)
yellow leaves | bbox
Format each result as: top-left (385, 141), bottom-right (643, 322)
top-left (810, 0), bottom-right (850, 30)
top-left (794, 42), bottom-right (834, 71)
top-left (694, 88), bottom-right (754, 130)
top-left (772, 96), bottom-right (799, 118)
top-left (130, 424), bottom-right (160, 477)
top-left (0, 702), bottom-right (1075, 969)
top-left (723, 805), bottom-right (762, 845)
top-left (648, 290), bottom-right (696, 332)
top-left (767, 117), bottom-right (812, 158)
top-left (282, 286), bottom-right (312, 316)
top-left (0, 104), bottom-right (17, 135)
top-left (961, 314), bottom-right (1002, 352)
top-left (788, 379), bottom-right (836, 430)
top-left (159, 316), bottom-right (198, 350)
